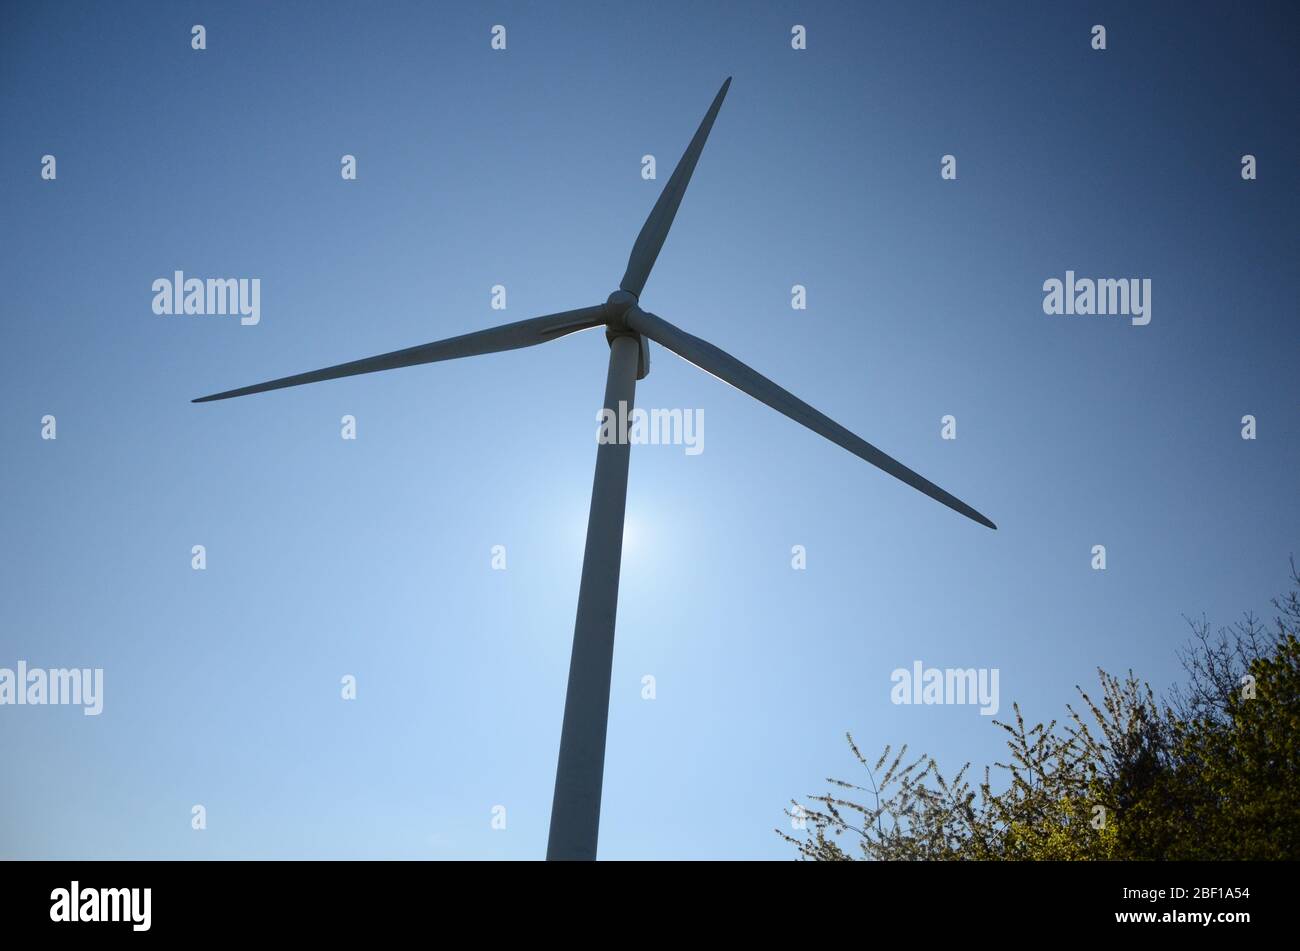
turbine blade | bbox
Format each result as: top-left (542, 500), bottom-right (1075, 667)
top-left (193, 305), bottom-right (606, 403)
top-left (619, 77), bottom-right (731, 298)
top-left (625, 308), bottom-right (997, 530)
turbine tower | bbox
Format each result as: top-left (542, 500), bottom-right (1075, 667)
top-left (193, 77), bottom-right (996, 861)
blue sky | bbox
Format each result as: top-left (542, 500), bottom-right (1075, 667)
top-left (1, 0), bottom-right (1296, 859)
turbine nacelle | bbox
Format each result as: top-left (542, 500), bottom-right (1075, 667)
top-left (603, 291), bottom-right (650, 380)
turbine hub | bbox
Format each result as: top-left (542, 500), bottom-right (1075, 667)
top-left (604, 290), bottom-right (638, 329)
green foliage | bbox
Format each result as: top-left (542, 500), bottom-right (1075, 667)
top-left (782, 562), bottom-right (1300, 861)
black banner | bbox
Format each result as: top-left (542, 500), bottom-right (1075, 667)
top-left (1, 860), bottom-right (1283, 937)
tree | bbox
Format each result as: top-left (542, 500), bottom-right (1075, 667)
top-left (782, 561), bottom-right (1300, 860)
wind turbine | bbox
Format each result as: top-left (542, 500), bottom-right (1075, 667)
top-left (193, 77), bottom-right (996, 861)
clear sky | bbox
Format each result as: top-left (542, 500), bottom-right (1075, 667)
top-left (1, 0), bottom-right (1296, 859)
